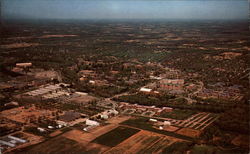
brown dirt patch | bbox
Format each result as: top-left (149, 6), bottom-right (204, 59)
top-left (176, 128), bottom-right (201, 138)
top-left (8, 36), bottom-right (34, 40)
top-left (69, 95), bottom-right (98, 105)
top-left (107, 116), bottom-right (131, 124)
top-left (49, 130), bottom-right (63, 137)
top-left (0, 43), bottom-right (39, 49)
top-left (163, 125), bottom-right (179, 132)
top-left (105, 130), bottom-right (182, 154)
top-left (1, 106), bottom-right (54, 123)
top-left (39, 34), bottom-right (77, 38)
top-left (63, 124), bottom-right (118, 143)
top-left (63, 129), bottom-right (90, 144)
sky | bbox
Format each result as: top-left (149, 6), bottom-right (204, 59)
top-left (2, 0), bottom-right (248, 20)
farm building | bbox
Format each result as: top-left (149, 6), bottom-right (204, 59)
top-left (75, 92), bottom-right (88, 96)
top-left (86, 119), bottom-right (100, 126)
top-left (24, 83), bottom-right (70, 98)
top-left (119, 103), bottom-right (172, 115)
top-left (139, 87), bottom-right (152, 93)
top-left (163, 121), bottom-right (171, 126)
top-left (16, 62), bottom-right (32, 68)
top-left (101, 109), bottom-right (119, 118)
top-left (0, 135), bottom-right (27, 150)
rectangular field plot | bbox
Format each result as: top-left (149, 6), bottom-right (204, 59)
top-left (161, 109), bottom-right (197, 120)
top-left (172, 113), bottom-right (219, 130)
top-left (122, 117), bottom-right (194, 141)
top-left (20, 136), bottom-right (109, 154)
top-left (92, 126), bottom-right (140, 147)
top-left (105, 130), bottom-right (182, 154)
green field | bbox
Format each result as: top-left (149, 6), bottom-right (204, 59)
top-left (161, 109), bottom-right (197, 120)
top-left (92, 126), bottom-right (140, 147)
top-left (121, 117), bottom-right (194, 141)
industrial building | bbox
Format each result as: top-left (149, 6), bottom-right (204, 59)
top-left (85, 119), bottom-right (100, 126)
top-left (139, 87), bottom-right (152, 93)
top-left (159, 79), bottom-right (184, 91)
top-left (0, 135), bottom-right (27, 151)
top-left (24, 83), bottom-right (70, 99)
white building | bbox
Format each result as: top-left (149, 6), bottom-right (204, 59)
top-left (56, 120), bottom-right (68, 127)
top-left (37, 127), bottom-right (46, 132)
top-left (16, 62), bottom-right (32, 67)
top-left (140, 87), bottom-right (152, 93)
top-left (163, 121), bottom-right (171, 126)
top-left (75, 92), bottom-right (88, 96)
top-left (149, 118), bottom-right (157, 122)
top-left (86, 119), bottom-right (100, 126)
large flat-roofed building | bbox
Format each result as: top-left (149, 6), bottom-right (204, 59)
top-left (159, 79), bottom-right (184, 91)
top-left (86, 119), bottom-right (100, 126)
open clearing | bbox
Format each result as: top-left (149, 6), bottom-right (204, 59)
top-left (106, 116), bottom-right (131, 124)
top-left (176, 128), bottom-right (201, 138)
top-left (69, 95), bottom-right (98, 105)
top-left (93, 126), bottom-right (140, 147)
top-left (105, 130), bottom-right (182, 154)
top-left (49, 130), bottom-right (63, 137)
top-left (1, 106), bottom-right (54, 123)
top-left (39, 34), bottom-right (77, 38)
top-left (63, 124), bottom-right (118, 142)
top-left (18, 136), bottom-right (108, 154)
top-left (0, 43), bottom-right (40, 49)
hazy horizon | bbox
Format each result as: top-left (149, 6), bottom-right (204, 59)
top-left (2, 0), bottom-right (248, 21)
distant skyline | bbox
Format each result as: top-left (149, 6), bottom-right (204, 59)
top-left (2, 0), bottom-right (248, 20)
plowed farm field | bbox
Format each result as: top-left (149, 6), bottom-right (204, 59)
top-left (104, 130), bottom-right (182, 154)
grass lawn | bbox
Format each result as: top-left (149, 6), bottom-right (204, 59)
top-left (161, 109), bottom-right (197, 120)
top-left (92, 126), bottom-right (140, 147)
top-left (121, 117), bottom-right (194, 141)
